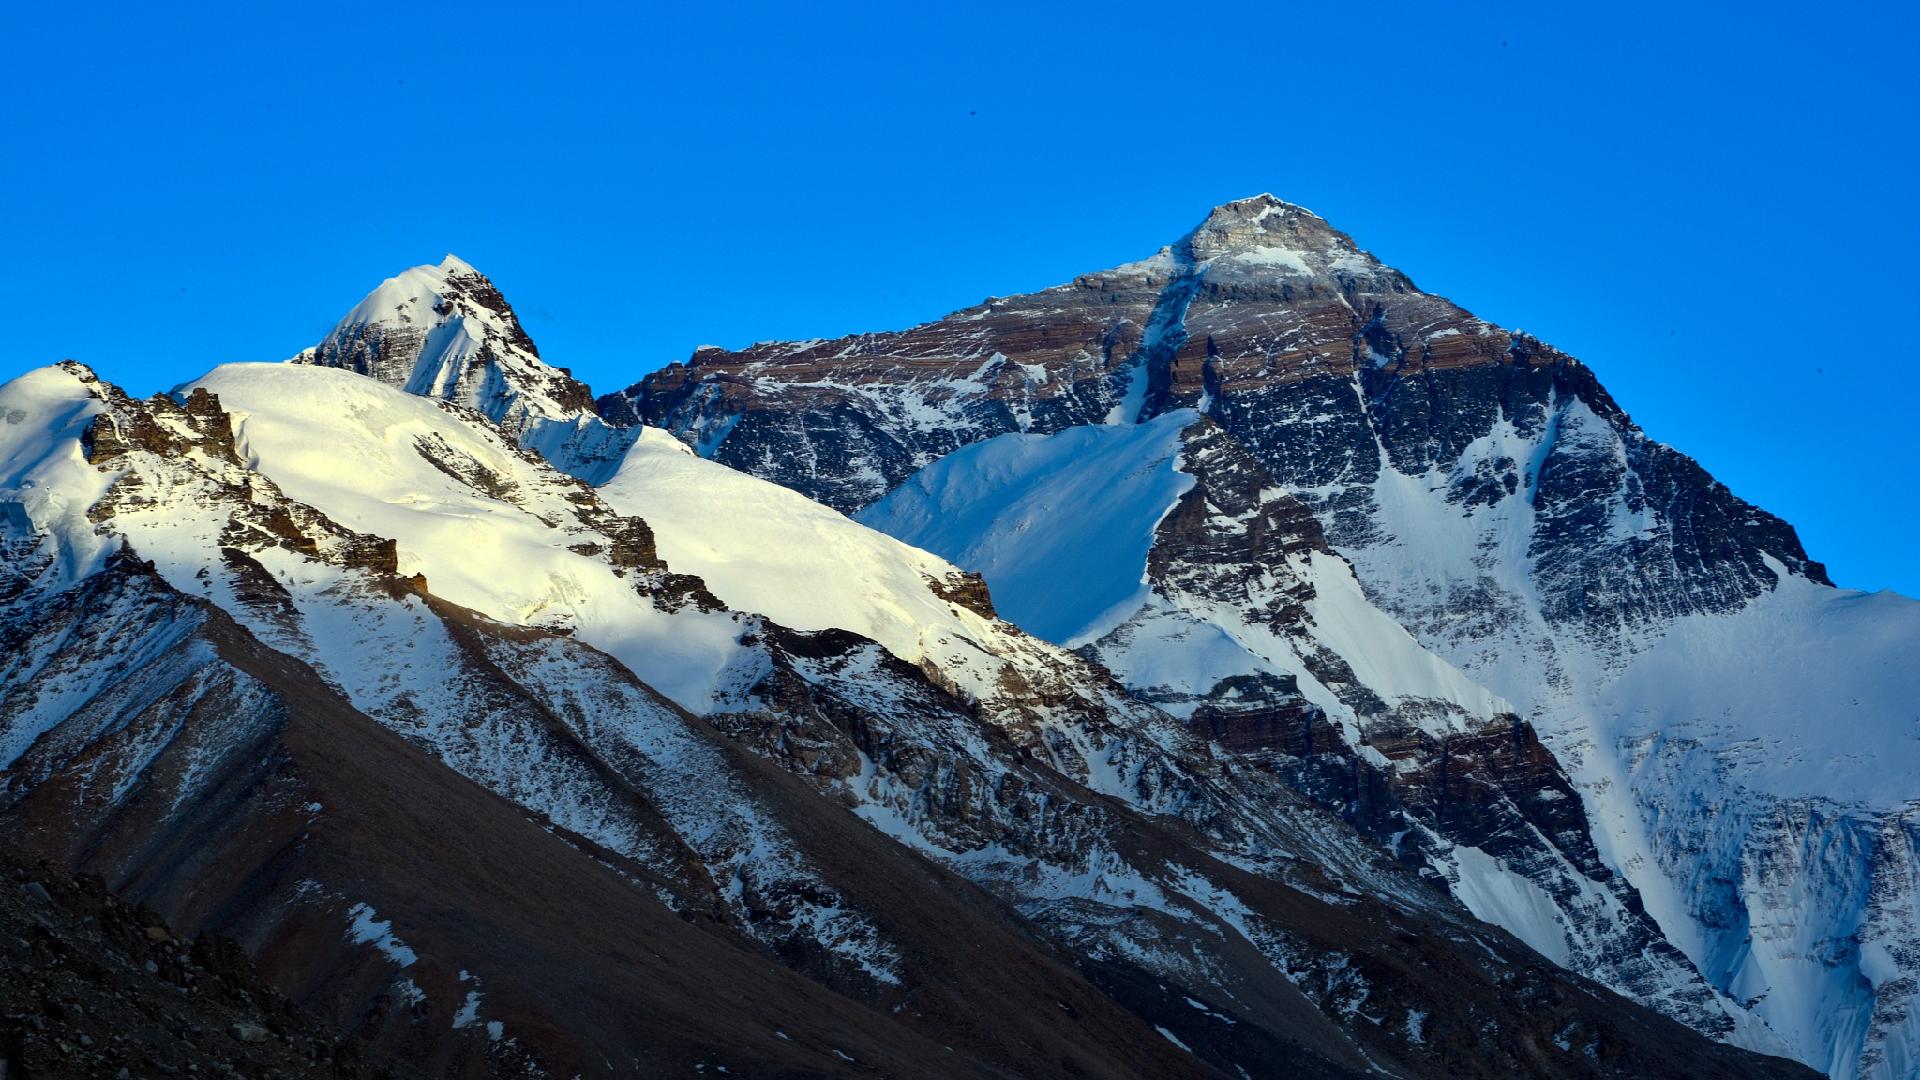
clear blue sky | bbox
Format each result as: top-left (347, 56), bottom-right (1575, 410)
top-left (4, 2), bottom-right (1915, 593)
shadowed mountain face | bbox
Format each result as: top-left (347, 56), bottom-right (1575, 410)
top-left (1, 194), bottom-right (1895, 1078)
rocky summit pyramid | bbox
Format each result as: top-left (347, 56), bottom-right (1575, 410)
top-left (2, 196), bottom-right (1911, 1080)
top-left (612, 194), bottom-right (1920, 1080)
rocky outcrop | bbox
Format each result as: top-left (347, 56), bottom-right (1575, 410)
top-left (924, 569), bottom-right (997, 618)
top-left (81, 381), bottom-right (240, 469)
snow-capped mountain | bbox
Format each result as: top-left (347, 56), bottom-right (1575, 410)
top-left (1, 355), bottom-right (1802, 1077)
top-left (1, 197), bottom-right (1898, 1078)
top-left (293, 254), bottom-right (637, 482)
top-left (617, 195), bottom-right (1920, 1079)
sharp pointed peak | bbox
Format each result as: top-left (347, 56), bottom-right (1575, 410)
top-left (1201, 192), bottom-right (1325, 223)
top-left (351, 254), bottom-right (486, 299)
top-left (294, 252), bottom-right (597, 428)
top-left (341, 253), bottom-right (515, 330)
top-left (1182, 193), bottom-right (1336, 253)
top-left (436, 252), bottom-right (481, 277)
top-left (1170, 192), bottom-right (1387, 278)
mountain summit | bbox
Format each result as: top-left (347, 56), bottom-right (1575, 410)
top-left (294, 255), bottom-right (636, 481)
top-left (295, 254), bottom-right (582, 417)
top-left (1176, 194), bottom-right (1379, 270)
top-left (611, 196), bottom-right (1916, 1079)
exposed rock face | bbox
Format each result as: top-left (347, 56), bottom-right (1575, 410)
top-left (600, 224), bottom-right (1222, 511)
top-left (83, 383), bottom-right (240, 467)
top-left (604, 516), bottom-right (658, 569)
top-left (617, 195), bottom-right (1914, 1078)
top-left (705, 622), bottom-right (1806, 1080)
top-left (924, 569), bottom-right (997, 618)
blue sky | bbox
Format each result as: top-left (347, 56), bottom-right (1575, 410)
top-left (4, 2), bottom-right (1915, 593)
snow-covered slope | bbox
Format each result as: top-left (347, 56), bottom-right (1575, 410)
top-left (190, 362), bottom-right (743, 709)
top-left (596, 426), bottom-right (1003, 676)
top-left (0, 366), bottom-right (116, 590)
top-left (1597, 567), bottom-right (1918, 811)
top-left (1581, 570), bottom-right (1920, 1079)
top-left (858, 411), bottom-right (1198, 644)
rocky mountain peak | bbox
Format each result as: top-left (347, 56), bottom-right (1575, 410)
top-left (4, 210), bottom-right (1894, 1078)
top-left (290, 256), bottom-right (640, 482)
top-left (1193, 192), bottom-right (1323, 232)
top-left (313, 254), bottom-right (539, 365)
top-left (1177, 194), bottom-right (1390, 284)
